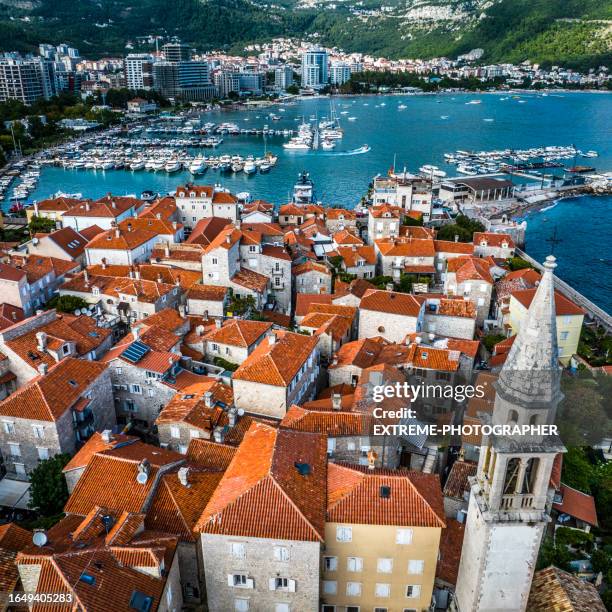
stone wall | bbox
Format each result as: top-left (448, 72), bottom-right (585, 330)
top-left (201, 533), bottom-right (320, 612)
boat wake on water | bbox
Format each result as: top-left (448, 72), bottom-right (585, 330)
top-left (320, 145), bottom-right (371, 157)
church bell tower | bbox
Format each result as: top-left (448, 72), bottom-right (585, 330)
top-left (455, 255), bottom-right (566, 612)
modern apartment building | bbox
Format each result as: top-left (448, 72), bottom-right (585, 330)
top-left (124, 54), bottom-right (155, 90)
top-left (301, 47), bottom-right (328, 89)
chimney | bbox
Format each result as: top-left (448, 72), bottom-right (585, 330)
top-left (213, 426), bottom-right (225, 444)
top-left (454, 234), bottom-right (459, 243)
top-left (331, 392), bottom-right (342, 411)
top-left (156, 212), bottom-right (161, 220)
top-left (386, 283), bottom-right (394, 292)
top-left (83, 269), bottom-right (89, 284)
top-left (204, 391), bottom-right (213, 408)
top-left (111, 200), bottom-right (117, 209)
top-left (228, 406), bottom-right (238, 427)
top-left (164, 242), bottom-right (170, 258)
top-left (115, 227), bottom-right (120, 239)
top-left (36, 331), bottom-right (47, 351)
top-left (129, 266), bottom-right (135, 279)
top-left (172, 221), bottom-right (177, 230)
top-left (331, 354), bottom-right (338, 366)
top-left (367, 449), bottom-right (378, 470)
top-left (134, 267), bottom-right (140, 280)
top-left (157, 274), bottom-right (163, 284)
top-left (37, 363), bottom-right (48, 376)
top-left (215, 318), bottom-right (222, 330)
top-left (101, 257), bottom-right (107, 269)
top-left (132, 326), bottom-right (140, 341)
top-left (34, 200), bottom-right (39, 215)
top-left (178, 304), bottom-right (186, 317)
top-left (85, 201), bottom-right (90, 212)
top-left (196, 325), bottom-right (204, 337)
top-left (137, 459), bottom-right (150, 483)
top-left (174, 275), bottom-right (180, 287)
top-left (11, 311), bottom-right (17, 321)
top-left (127, 223), bottom-right (132, 232)
top-left (177, 467), bottom-right (190, 487)
top-left (101, 429), bottom-right (112, 443)
top-left (225, 234), bottom-right (231, 244)
top-left (203, 310), bottom-right (209, 320)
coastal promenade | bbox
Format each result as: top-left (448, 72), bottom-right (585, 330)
top-left (516, 247), bottom-right (612, 331)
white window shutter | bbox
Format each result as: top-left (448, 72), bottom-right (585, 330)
top-left (227, 575), bottom-right (234, 587)
top-left (246, 578), bottom-right (254, 589)
top-left (269, 578), bottom-right (276, 591)
top-left (288, 579), bottom-right (296, 593)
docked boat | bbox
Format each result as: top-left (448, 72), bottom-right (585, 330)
top-left (243, 160), bottom-right (257, 175)
top-left (130, 161), bottom-right (145, 171)
top-left (165, 160), bottom-right (182, 173)
top-left (321, 140), bottom-right (335, 151)
top-left (259, 162), bottom-right (271, 173)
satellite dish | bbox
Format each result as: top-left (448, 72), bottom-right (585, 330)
top-left (136, 471), bottom-right (149, 485)
top-left (74, 309), bottom-right (82, 316)
top-left (237, 408), bottom-right (245, 417)
top-left (32, 531), bottom-right (48, 547)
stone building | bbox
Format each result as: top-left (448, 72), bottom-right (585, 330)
top-left (202, 319), bottom-right (272, 365)
top-left (196, 423), bottom-right (326, 612)
top-left (366, 204), bottom-right (402, 244)
top-left (186, 285), bottom-right (228, 318)
top-left (232, 331), bottom-right (319, 419)
top-left (473, 231), bottom-right (515, 259)
top-left (374, 237), bottom-right (436, 280)
top-left (335, 245), bottom-right (376, 280)
top-left (0, 357), bottom-right (114, 478)
top-left (358, 289), bottom-right (424, 343)
top-left (174, 184), bottom-right (239, 228)
top-left (292, 261), bottom-right (332, 295)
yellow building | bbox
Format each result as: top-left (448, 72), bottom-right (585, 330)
top-left (321, 463), bottom-right (445, 612)
top-left (25, 196), bottom-right (82, 224)
top-left (508, 289), bottom-right (584, 365)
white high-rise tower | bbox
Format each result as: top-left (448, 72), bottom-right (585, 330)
top-left (455, 255), bottom-right (566, 612)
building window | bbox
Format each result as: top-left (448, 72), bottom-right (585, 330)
top-left (231, 542), bottom-right (246, 559)
top-left (211, 343), bottom-right (219, 353)
top-left (3, 421), bottom-right (15, 435)
top-left (275, 605), bottom-right (289, 612)
top-left (170, 426), bottom-right (180, 439)
top-left (346, 582), bottom-right (362, 597)
top-left (115, 367), bottom-right (123, 375)
top-left (560, 331), bottom-right (569, 341)
top-left (230, 574), bottom-right (252, 588)
top-left (323, 556), bottom-right (337, 572)
top-left (130, 384), bottom-right (142, 394)
top-left (408, 560), bottom-right (424, 574)
top-left (322, 606), bottom-right (336, 612)
top-left (212, 258), bottom-right (218, 265)
top-left (234, 599), bottom-right (249, 612)
top-left (37, 447), bottom-right (49, 460)
top-left (8, 443), bottom-right (20, 457)
top-left (336, 526), bottom-right (352, 542)
top-left (327, 438), bottom-right (336, 455)
top-left (347, 557), bottom-right (363, 572)
top-left (406, 585), bottom-right (421, 598)
top-left (190, 429), bottom-right (200, 439)
top-left (375, 583), bottom-right (390, 598)
top-left (273, 546), bottom-right (289, 562)
top-left (396, 529), bottom-right (413, 545)
top-left (322, 581), bottom-right (337, 595)
top-left (377, 558), bottom-right (393, 573)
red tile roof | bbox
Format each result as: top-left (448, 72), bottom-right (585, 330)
top-left (360, 289), bottom-right (422, 317)
top-left (0, 358), bottom-right (107, 421)
top-left (375, 237), bottom-right (435, 257)
top-left (233, 331), bottom-right (318, 387)
top-left (195, 423), bottom-right (327, 541)
top-left (511, 288), bottom-right (584, 316)
top-left (474, 232), bottom-right (515, 248)
top-left (204, 319), bottom-right (271, 348)
top-left (436, 518), bottom-right (465, 586)
top-left (443, 460), bottom-right (477, 498)
top-left (327, 463), bottom-right (445, 527)
top-left (0, 522), bottom-right (31, 593)
top-left (295, 293), bottom-right (333, 317)
top-left (434, 240), bottom-right (474, 255)
top-left (553, 484), bottom-right (598, 526)
top-left (63, 431), bottom-right (139, 473)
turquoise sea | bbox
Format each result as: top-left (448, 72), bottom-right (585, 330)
top-left (8, 92), bottom-right (612, 311)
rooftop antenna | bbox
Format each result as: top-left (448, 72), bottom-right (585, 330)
top-left (545, 225), bottom-right (562, 256)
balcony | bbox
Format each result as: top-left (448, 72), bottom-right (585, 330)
top-left (500, 494), bottom-right (534, 510)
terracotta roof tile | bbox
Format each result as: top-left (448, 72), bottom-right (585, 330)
top-left (553, 484), bottom-right (598, 526)
top-left (195, 423), bottom-right (327, 541)
top-left (327, 463), bottom-right (445, 527)
top-left (375, 237), bottom-right (435, 257)
top-left (186, 439), bottom-right (237, 470)
top-left (63, 432), bottom-right (139, 472)
top-left (511, 288), bottom-right (584, 316)
top-left (295, 293), bottom-right (333, 317)
top-left (436, 519), bottom-right (465, 586)
top-left (360, 289), bottom-right (422, 317)
top-left (0, 358), bottom-right (107, 421)
top-left (204, 319), bottom-right (271, 348)
top-left (230, 268), bottom-right (269, 293)
top-left (0, 523), bottom-right (31, 593)
top-left (443, 460), bottom-right (477, 498)
top-left (474, 232), bottom-right (515, 248)
top-left (233, 331), bottom-right (318, 387)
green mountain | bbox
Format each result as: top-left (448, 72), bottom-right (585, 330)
top-left (0, 0), bottom-right (610, 69)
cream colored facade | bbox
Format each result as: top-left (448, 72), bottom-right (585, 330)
top-left (508, 295), bottom-right (583, 365)
top-left (321, 523), bottom-right (441, 612)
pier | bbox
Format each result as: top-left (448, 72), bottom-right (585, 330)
top-left (515, 247), bottom-right (612, 332)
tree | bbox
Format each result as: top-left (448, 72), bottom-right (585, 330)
top-left (29, 453), bottom-right (70, 516)
top-left (536, 537), bottom-right (572, 571)
top-left (286, 84), bottom-right (299, 95)
top-left (29, 215), bottom-right (57, 234)
top-left (506, 256), bottom-right (532, 271)
top-left (483, 333), bottom-right (506, 353)
top-left (46, 295), bottom-right (89, 313)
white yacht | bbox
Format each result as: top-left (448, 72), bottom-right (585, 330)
top-left (244, 160), bottom-right (257, 175)
top-left (165, 160), bottom-right (182, 173)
